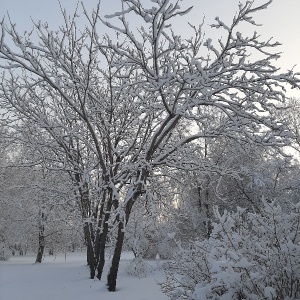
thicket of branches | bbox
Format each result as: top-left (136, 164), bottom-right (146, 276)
top-left (161, 200), bottom-right (300, 300)
top-left (0, 0), bottom-right (299, 293)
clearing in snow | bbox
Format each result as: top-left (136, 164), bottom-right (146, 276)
top-left (0, 251), bottom-right (168, 300)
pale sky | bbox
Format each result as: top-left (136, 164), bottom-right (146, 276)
top-left (0, 0), bottom-right (299, 98)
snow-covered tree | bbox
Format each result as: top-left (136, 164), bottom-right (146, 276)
top-left (0, 0), bottom-right (299, 291)
top-left (278, 97), bottom-right (300, 156)
top-left (0, 156), bottom-right (82, 261)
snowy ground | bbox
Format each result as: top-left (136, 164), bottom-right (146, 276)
top-left (0, 251), bottom-right (168, 300)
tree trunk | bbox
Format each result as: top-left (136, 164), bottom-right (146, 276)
top-left (95, 191), bottom-right (113, 280)
top-left (107, 196), bottom-right (136, 291)
top-left (203, 140), bottom-right (212, 238)
top-left (95, 218), bottom-right (110, 280)
top-left (106, 172), bottom-right (146, 291)
top-left (84, 222), bottom-right (96, 279)
top-left (107, 220), bottom-right (125, 291)
top-left (35, 222), bottom-right (45, 263)
top-left (75, 174), bottom-right (96, 279)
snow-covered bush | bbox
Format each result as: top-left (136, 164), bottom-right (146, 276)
top-left (125, 256), bottom-right (153, 278)
top-left (161, 199), bottom-right (300, 300)
top-left (124, 197), bottom-right (177, 260)
top-left (125, 223), bottom-right (176, 260)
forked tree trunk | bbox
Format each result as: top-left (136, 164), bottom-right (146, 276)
top-left (106, 171), bottom-right (146, 291)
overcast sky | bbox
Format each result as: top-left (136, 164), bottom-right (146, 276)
top-left (1, 0), bottom-right (299, 98)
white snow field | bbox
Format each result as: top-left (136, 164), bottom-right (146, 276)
top-left (0, 251), bottom-right (168, 300)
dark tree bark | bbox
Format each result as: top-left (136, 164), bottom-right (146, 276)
top-left (107, 195), bottom-right (136, 291)
top-left (75, 171), bottom-right (97, 279)
top-left (107, 220), bottom-right (125, 291)
top-left (35, 214), bottom-right (45, 263)
top-left (84, 222), bottom-right (96, 279)
top-left (95, 191), bottom-right (113, 280)
top-left (203, 141), bottom-right (212, 238)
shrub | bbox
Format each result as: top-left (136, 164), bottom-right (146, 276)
top-left (125, 256), bottom-right (153, 278)
top-left (161, 199), bottom-right (300, 300)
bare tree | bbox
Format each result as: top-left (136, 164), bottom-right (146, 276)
top-left (0, 0), bottom-right (299, 291)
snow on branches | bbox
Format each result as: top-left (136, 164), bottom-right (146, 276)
top-left (161, 199), bottom-right (300, 300)
top-left (0, 0), bottom-right (299, 292)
